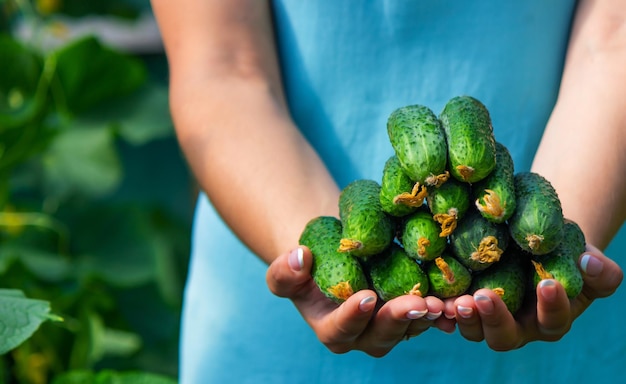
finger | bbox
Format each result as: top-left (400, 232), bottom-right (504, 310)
top-left (356, 294), bottom-right (430, 357)
top-left (315, 289), bottom-right (380, 354)
top-left (579, 244), bottom-right (623, 296)
top-left (424, 296), bottom-right (456, 334)
top-left (453, 295), bottom-right (483, 342)
top-left (535, 279), bottom-right (571, 339)
top-left (473, 289), bottom-right (523, 351)
top-left (266, 246), bottom-right (313, 298)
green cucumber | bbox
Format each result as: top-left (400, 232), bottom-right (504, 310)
top-left (299, 216), bottom-right (369, 303)
top-left (426, 177), bottom-right (470, 237)
top-left (400, 208), bottom-right (447, 262)
top-left (387, 104), bottom-right (448, 187)
top-left (531, 251), bottom-right (583, 299)
top-left (509, 172), bottom-right (564, 255)
top-left (426, 252), bottom-right (472, 298)
top-left (379, 155), bottom-right (421, 217)
top-left (439, 96), bottom-right (496, 183)
top-left (449, 209), bottom-right (509, 272)
top-left (470, 249), bottom-right (528, 314)
top-left (473, 142), bottom-right (517, 223)
top-left (561, 219), bottom-right (587, 262)
top-left (367, 243), bottom-right (430, 301)
top-left (338, 179), bottom-right (394, 258)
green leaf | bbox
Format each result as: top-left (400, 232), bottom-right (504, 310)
top-left (72, 206), bottom-right (158, 287)
top-left (0, 289), bottom-right (54, 354)
top-left (79, 82), bottom-right (174, 146)
top-left (0, 34), bottom-right (47, 129)
top-left (51, 35), bottom-right (146, 114)
top-left (0, 245), bottom-right (72, 282)
top-left (52, 370), bottom-right (178, 384)
top-left (42, 123), bottom-right (122, 198)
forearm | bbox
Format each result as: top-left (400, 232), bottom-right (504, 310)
top-left (172, 79), bottom-right (339, 263)
top-left (532, 0), bottom-right (626, 250)
top-left (152, 0), bottom-right (339, 263)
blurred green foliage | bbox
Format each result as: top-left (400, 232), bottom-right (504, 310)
top-left (0, 1), bottom-right (192, 383)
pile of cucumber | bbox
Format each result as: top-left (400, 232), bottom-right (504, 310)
top-left (299, 96), bottom-right (584, 314)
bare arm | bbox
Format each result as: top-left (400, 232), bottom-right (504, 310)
top-left (532, 0), bottom-right (626, 250)
top-left (151, 0), bottom-right (340, 263)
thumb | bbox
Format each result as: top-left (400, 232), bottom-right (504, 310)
top-left (571, 243), bottom-right (623, 319)
top-left (266, 246), bottom-right (315, 298)
top-left (578, 244), bottom-right (623, 299)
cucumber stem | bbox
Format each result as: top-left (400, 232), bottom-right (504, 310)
top-left (435, 257), bottom-right (455, 284)
top-left (470, 236), bottom-right (503, 264)
top-left (417, 237), bottom-right (431, 257)
top-left (425, 171), bottom-right (450, 188)
top-left (475, 189), bottom-right (505, 220)
top-left (456, 165), bottom-right (475, 182)
top-left (531, 260), bottom-right (554, 280)
top-left (327, 281), bottom-right (354, 301)
top-left (393, 182), bottom-right (428, 207)
top-left (526, 234), bottom-right (544, 253)
top-left (338, 238), bottom-right (362, 253)
top-left (408, 283), bottom-right (423, 297)
top-left (433, 208), bottom-right (459, 237)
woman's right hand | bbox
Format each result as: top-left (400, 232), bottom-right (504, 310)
top-left (266, 246), bottom-right (455, 357)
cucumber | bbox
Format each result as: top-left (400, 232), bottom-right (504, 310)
top-left (299, 216), bottom-right (369, 303)
top-left (338, 179), bottom-right (394, 258)
top-left (470, 249), bottom-right (528, 314)
top-left (439, 96), bottom-right (496, 183)
top-left (426, 252), bottom-right (472, 299)
top-left (449, 209), bottom-right (509, 272)
top-left (426, 177), bottom-right (470, 237)
top-left (387, 104), bottom-right (448, 187)
top-left (379, 155), bottom-right (421, 217)
top-left (367, 243), bottom-right (430, 301)
top-left (509, 172), bottom-right (564, 255)
top-left (400, 208), bottom-right (447, 262)
top-left (531, 251), bottom-right (583, 299)
top-left (561, 219), bottom-right (587, 262)
top-left (473, 142), bottom-right (516, 223)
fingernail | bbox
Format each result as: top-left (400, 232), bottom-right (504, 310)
top-left (580, 254), bottom-right (603, 277)
top-left (406, 309), bottom-right (428, 320)
top-left (288, 247), bottom-right (304, 271)
top-left (425, 311), bottom-right (442, 321)
top-left (444, 312), bottom-right (456, 320)
top-left (539, 279), bottom-right (557, 300)
top-left (474, 294), bottom-right (494, 315)
top-left (457, 305), bottom-right (473, 319)
top-left (359, 296), bottom-right (376, 312)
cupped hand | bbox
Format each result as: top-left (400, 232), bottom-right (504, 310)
top-left (266, 246), bottom-right (455, 357)
top-left (448, 244), bottom-right (623, 351)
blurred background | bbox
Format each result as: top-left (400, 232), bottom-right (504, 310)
top-left (1, 0), bottom-right (193, 382)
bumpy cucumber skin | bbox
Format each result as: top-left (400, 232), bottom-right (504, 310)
top-left (339, 179), bottom-right (394, 258)
top-left (299, 216), bottom-right (369, 303)
top-left (380, 155), bottom-right (419, 217)
top-left (531, 251), bottom-right (583, 299)
top-left (562, 219), bottom-right (586, 262)
top-left (439, 96), bottom-right (496, 183)
top-left (387, 104), bottom-right (448, 183)
top-left (509, 172), bottom-right (564, 255)
top-left (426, 253), bottom-right (472, 298)
top-left (426, 177), bottom-right (470, 219)
top-left (368, 244), bottom-right (430, 301)
top-left (449, 209), bottom-right (509, 272)
top-left (473, 142), bottom-right (517, 223)
top-left (400, 209), bottom-right (447, 262)
top-left (470, 252), bottom-right (528, 314)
